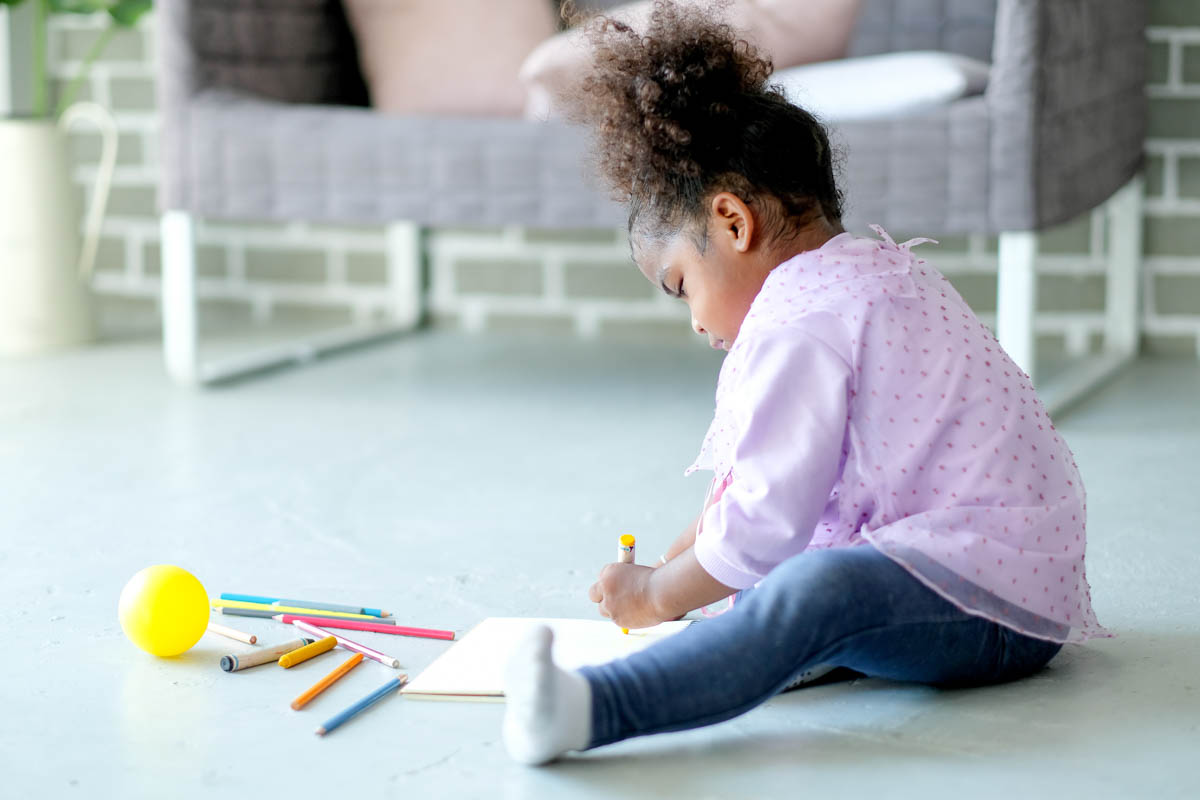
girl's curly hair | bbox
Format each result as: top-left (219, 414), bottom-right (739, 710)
top-left (565, 0), bottom-right (844, 247)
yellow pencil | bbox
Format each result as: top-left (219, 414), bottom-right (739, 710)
top-left (617, 534), bottom-right (636, 634)
top-left (278, 635), bottom-right (337, 668)
top-left (291, 653), bottom-right (364, 710)
top-left (212, 598), bottom-right (383, 621)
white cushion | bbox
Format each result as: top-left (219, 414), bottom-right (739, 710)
top-left (771, 50), bottom-right (991, 123)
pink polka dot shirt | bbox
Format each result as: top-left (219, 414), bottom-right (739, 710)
top-left (688, 226), bottom-right (1109, 644)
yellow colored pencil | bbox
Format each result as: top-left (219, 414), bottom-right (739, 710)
top-left (212, 599), bottom-right (383, 621)
top-left (291, 653), bottom-right (364, 710)
top-left (617, 534), bottom-right (636, 634)
top-left (278, 635), bottom-right (337, 668)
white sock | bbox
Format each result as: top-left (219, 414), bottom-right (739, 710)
top-left (502, 625), bottom-right (592, 765)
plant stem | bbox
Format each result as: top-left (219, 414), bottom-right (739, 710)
top-left (32, 0), bottom-right (48, 117)
top-left (54, 24), bottom-right (114, 118)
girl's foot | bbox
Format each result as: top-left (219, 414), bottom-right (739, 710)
top-left (502, 625), bottom-right (592, 765)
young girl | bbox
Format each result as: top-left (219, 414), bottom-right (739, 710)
top-left (502, 1), bottom-right (1110, 765)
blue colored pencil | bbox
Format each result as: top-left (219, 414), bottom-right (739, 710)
top-left (219, 593), bottom-right (388, 618)
top-left (315, 675), bottom-right (409, 736)
top-left (221, 593), bottom-right (277, 605)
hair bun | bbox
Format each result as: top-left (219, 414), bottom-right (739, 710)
top-left (576, 2), bottom-right (772, 187)
top-left (566, 0), bottom-right (843, 238)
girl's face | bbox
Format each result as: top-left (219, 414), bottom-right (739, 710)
top-left (634, 231), bottom-right (768, 350)
top-left (631, 193), bottom-right (774, 351)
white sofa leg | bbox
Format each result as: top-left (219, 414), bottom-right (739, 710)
top-left (997, 230), bottom-right (1038, 381)
top-left (161, 210), bottom-right (198, 385)
top-left (386, 221), bottom-right (423, 328)
top-left (1105, 174), bottom-right (1143, 357)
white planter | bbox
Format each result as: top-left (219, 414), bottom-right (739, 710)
top-left (0, 102), bottom-right (116, 356)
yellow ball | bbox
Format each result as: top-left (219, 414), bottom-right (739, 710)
top-left (118, 565), bottom-right (209, 657)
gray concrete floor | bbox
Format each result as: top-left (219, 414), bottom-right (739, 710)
top-left (2, 330), bottom-right (1198, 798)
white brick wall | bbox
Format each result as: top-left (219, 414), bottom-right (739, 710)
top-left (1142, 24), bottom-right (1200, 357)
top-left (47, 13), bottom-right (1200, 358)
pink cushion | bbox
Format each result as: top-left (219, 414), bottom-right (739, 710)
top-left (343, 0), bottom-right (559, 116)
top-left (519, 0), bottom-right (863, 119)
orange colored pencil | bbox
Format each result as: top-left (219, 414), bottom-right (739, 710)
top-left (290, 653), bottom-right (364, 710)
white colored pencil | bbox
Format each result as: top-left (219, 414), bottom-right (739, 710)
top-left (208, 621), bottom-right (257, 645)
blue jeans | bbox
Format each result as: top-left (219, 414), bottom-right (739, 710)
top-left (580, 543), bottom-right (1064, 749)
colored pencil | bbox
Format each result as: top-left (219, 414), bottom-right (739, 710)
top-left (220, 638), bottom-right (312, 672)
top-left (274, 599), bottom-right (389, 618)
top-left (207, 621), bottom-right (257, 645)
top-left (213, 599), bottom-right (383, 621)
top-left (316, 674), bottom-right (408, 736)
top-left (278, 635), bottom-right (337, 668)
top-left (218, 606), bottom-right (397, 624)
top-left (289, 618), bottom-right (401, 669)
top-left (617, 534), bottom-right (636, 634)
top-left (221, 593), bottom-right (389, 618)
top-left (275, 614), bottom-right (455, 642)
top-left (291, 653), bottom-right (364, 710)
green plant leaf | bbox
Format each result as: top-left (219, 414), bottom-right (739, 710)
top-left (107, 0), bottom-right (150, 26)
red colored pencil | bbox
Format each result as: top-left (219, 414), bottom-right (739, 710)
top-left (275, 614), bottom-right (455, 641)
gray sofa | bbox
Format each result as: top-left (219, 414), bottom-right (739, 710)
top-left (156, 0), bottom-right (1147, 413)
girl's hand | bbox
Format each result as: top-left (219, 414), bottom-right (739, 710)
top-left (588, 563), bottom-right (662, 630)
top-left (589, 546), bottom-right (736, 629)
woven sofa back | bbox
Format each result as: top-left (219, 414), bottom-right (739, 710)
top-left (189, 0), bottom-right (368, 105)
top-left (850, 0), bottom-right (995, 62)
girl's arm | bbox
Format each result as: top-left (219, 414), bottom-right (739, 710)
top-left (649, 546), bottom-right (734, 618)
top-left (588, 545), bottom-right (733, 630)
top-left (658, 512), bottom-right (701, 565)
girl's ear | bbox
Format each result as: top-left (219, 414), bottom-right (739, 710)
top-left (710, 192), bottom-right (755, 253)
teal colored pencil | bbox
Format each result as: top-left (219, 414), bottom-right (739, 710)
top-left (316, 675), bottom-right (408, 736)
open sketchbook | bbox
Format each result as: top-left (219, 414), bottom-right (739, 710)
top-left (401, 617), bottom-right (694, 702)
